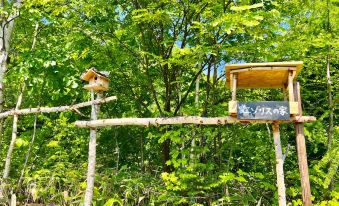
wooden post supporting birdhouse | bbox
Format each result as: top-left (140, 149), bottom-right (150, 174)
top-left (225, 61), bottom-right (312, 206)
top-left (81, 67), bottom-right (109, 206)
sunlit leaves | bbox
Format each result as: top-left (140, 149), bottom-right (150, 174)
top-left (230, 3), bottom-right (264, 11)
top-left (0, 0), bottom-right (337, 205)
top-left (15, 138), bottom-right (29, 148)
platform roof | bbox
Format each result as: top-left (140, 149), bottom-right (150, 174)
top-left (225, 61), bottom-right (303, 89)
top-left (81, 68), bottom-right (109, 82)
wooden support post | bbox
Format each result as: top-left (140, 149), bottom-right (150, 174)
top-left (272, 123), bottom-right (287, 206)
top-left (288, 70), bottom-right (295, 102)
top-left (282, 87), bottom-right (288, 101)
top-left (231, 73), bottom-right (237, 101)
top-left (84, 90), bottom-right (100, 206)
top-left (229, 73), bottom-right (238, 116)
top-left (294, 82), bottom-right (312, 206)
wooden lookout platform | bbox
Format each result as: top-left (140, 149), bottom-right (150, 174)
top-left (226, 61), bottom-right (303, 89)
top-left (226, 61), bottom-right (304, 118)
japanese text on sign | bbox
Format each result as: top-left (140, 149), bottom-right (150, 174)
top-left (237, 101), bottom-right (290, 120)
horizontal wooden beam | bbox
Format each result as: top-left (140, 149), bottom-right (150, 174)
top-left (230, 67), bottom-right (296, 74)
top-left (0, 96), bottom-right (117, 119)
top-left (75, 116), bottom-right (316, 128)
top-left (225, 61), bottom-right (303, 70)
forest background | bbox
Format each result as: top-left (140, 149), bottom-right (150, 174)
top-left (0, 0), bottom-right (337, 205)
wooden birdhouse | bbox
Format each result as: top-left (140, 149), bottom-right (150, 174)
top-left (225, 61), bottom-right (303, 120)
top-left (81, 67), bottom-right (109, 91)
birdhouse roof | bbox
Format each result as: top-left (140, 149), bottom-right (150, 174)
top-left (225, 61), bottom-right (303, 89)
top-left (80, 67), bottom-right (109, 82)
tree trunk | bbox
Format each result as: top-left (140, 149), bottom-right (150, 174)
top-left (326, 55), bottom-right (333, 150)
top-left (162, 138), bottom-right (171, 172)
top-left (16, 114), bottom-right (38, 193)
top-left (190, 74), bottom-right (200, 165)
top-left (140, 129), bottom-right (145, 173)
top-left (84, 90), bottom-right (101, 206)
top-left (115, 130), bottom-right (120, 170)
top-left (0, 0), bottom-right (23, 154)
top-left (162, 62), bottom-right (172, 172)
top-left (190, 126), bottom-right (196, 166)
top-left (3, 84), bottom-right (25, 179)
top-left (195, 74), bottom-right (200, 107)
top-left (0, 119), bottom-right (4, 155)
top-left (202, 59), bottom-right (212, 116)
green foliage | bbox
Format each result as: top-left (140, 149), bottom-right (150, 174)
top-left (0, 0), bottom-right (337, 205)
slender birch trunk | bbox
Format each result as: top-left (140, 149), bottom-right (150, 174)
top-left (326, 54), bottom-right (335, 191)
top-left (195, 74), bottom-right (200, 106)
top-left (325, 0), bottom-right (335, 190)
top-left (190, 67), bottom-right (200, 165)
top-left (0, 0), bottom-right (23, 154)
top-left (16, 114), bottom-right (38, 193)
top-left (84, 90), bottom-right (101, 206)
top-left (140, 129), bottom-right (144, 173)
top-left (115, 130), bottom-right (120, 171)
top-left (0, 119), bottom-right (4, 155)
top-left (0, 0), bottom-right (23, 117)
top-left (0, 2), bottom-right (26, 196)
top-left (326, 55), bottom-right (333, 150)
top-left (190, 126), bottom-right (196, 166)
top-left (3, 83), bottom-right (25, 179)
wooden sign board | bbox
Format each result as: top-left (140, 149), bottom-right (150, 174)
top-left (237, 101), bottom-right (290, 120)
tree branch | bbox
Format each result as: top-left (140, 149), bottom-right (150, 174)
top-left (173, 56), bottom-right (212, 115)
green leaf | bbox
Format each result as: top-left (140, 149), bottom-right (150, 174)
top-left (15, 138), bottom-right (28, 148)
top-left (103, 198), bottom-right (123, 206)
top-left (47, 140), bottom-right (59, 148)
